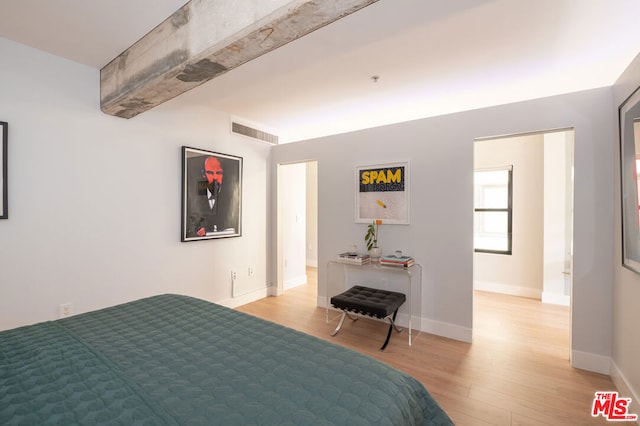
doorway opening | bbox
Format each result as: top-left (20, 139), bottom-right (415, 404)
top-left (276, 161), bottom-right (318, 302)
top-left (473, 128), bottom-right (574, 356)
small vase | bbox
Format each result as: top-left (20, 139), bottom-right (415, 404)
top-left (369, 246), bottom-right (382, 263)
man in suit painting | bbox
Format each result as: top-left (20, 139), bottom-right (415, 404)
top-left (185, 154), bottom-right (239, 238)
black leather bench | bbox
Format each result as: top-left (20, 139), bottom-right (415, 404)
top-left (330, 285), bottom-right (406, 350)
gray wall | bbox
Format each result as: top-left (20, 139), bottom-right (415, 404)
top-left (612, 53), bottom-right (640, 413)
top-left (272, 87), bottom-right (615, 373)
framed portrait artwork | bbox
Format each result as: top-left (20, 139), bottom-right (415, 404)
top-left (181, 146), bottom-right (242, 241)
top-left (355, 161), bottom-right (409, 224)
top-left (1, 121), bottom-right (7, 219)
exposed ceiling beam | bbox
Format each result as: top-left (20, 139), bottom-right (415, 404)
top-left (100, 0), bottom-right (378, 119)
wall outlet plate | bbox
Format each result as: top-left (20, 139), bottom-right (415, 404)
top-left (59, 303), bottom-right (72, 318)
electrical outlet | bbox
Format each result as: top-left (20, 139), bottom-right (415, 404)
top-left (248, 266), bottom-right (254, 276)
top-left (59, 303), bottom-right (72, 318)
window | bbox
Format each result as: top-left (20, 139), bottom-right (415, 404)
top-left (474, 167), bottom-right (512, 254)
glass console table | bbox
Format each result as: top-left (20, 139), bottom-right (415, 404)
top-left (326, 260), bottom-right (422, 346)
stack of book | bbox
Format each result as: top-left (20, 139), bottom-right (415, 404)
top-left (337, 252), bottom-right (371, 265)
top-left (380, 255), bottom-right (415, 268)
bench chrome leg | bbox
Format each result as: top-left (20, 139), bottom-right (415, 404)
top-left (331, 311), bottom-right (347, 336)
top-left (380, 309), bottom-right (403, 351)
top-left (388, 317), bottom-right (403, 333)
top-left (345, 311), bottom-right (359, 322)
top-left (331, 310), bottom-right (359, 337)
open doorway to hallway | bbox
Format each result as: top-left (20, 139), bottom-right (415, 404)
top-left (277, 161), bottom-right (318, 297)
top-left (473, 129), bottom-right (574, 356)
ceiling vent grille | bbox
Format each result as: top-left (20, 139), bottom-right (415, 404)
top-left (231, 121), bottom-right (279, 144)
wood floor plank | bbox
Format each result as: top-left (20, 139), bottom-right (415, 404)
top-left (235, 269), bottom-right (620, 425)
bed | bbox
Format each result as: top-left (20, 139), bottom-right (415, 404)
top-left (0, 294), bottom-right (453, 425)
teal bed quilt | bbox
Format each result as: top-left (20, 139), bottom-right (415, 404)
top-left (0, 294), bottom-right (453, 425)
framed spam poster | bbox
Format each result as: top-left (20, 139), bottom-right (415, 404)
top-left (181, 146), bottom-right (242, 241)
top-left (355, 161), bottom-right (409, 224)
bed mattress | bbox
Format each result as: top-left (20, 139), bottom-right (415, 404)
top-left (0, 294), bottom-right (452, 425)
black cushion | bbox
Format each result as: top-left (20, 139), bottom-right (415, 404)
top-left (331, 286), bottom-right (406, 318)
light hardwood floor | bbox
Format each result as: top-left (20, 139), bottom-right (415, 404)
top-left (236, 268), bottom-right (618, 425)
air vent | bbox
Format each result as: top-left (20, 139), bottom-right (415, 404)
top-left (231, 121), bottom-right (279, 144)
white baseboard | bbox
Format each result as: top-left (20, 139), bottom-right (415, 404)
top-left (610, 360), bottom-right (640, 424)
top-left (474, 280), bottom-right (541, 299)
top-left (541, 291), bottom-right (570, 306)
top-left (421, 317), bottom-right (473, 343)
top-left (284, 274), bottom-right (307, 290)
top-left (218, 287), bottom-right (270, 309)
top-left (306, 259), bottom-right (318, 268)
top-left (571, 350), bottom-right (611, 375)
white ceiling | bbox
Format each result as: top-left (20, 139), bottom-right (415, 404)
top-left (2, 0), bottom-right (640, 143)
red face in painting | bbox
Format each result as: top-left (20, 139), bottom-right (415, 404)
top-left (204, 156), bottom-right (223, 186)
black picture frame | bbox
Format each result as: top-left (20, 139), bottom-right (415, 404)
top-left (619, 85), bottom-right (640, 273)
top-left (1, 121), bottom-right (7, 219)
top-left (181, 146), bottom-right (242, 241)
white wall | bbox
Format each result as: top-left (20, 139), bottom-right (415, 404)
top-left (474, 134), bottom-right (544, 299)
top-left (306, 161), bottom-right (318, 267)
top-left (473, 131), bottom-right (573, 305)
top-left (612, 53), bottom-right (640, 415)
top-left (280, 162), bottom-right (307, 289)
top-left (271, 87), bottom-right (615, 372)
top-left (0, 38), bottom-right (271, 330)
top-left (542, 131), bottom-right (573, 306)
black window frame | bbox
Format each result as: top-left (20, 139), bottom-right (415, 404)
top-left (474, 167), bottom-right (513, 255)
